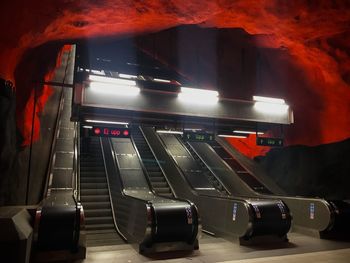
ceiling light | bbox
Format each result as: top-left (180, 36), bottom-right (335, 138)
top-left (156, 130), bottom-right (183, 135)
top-left (119, 73), bottom-right (138, 79)
top-left (85, 120), bottom-right (129, 125)
top-left (253, 96), bottom-right (285, 104)
top-left (153, 78), bottom-right (172, 83)
top-left (89, 75), bottom-right (136, 86)
top-left (218, 134), bottom-right (248, 139)
top-left (90, 69), bottom-right (105, 76)
top-left (178, 87), bottom-right (219, 105)
top-left (89, 82), bottom-right (140, 96)
top-left (233, 130), bottom-right (264, 135)
top-left (254, 102), bottom-right (289, 114)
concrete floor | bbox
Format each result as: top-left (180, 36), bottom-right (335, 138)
top-left (76, 232), bottom-right (350, 263)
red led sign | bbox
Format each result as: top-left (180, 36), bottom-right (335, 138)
top-left (91, 126), bottom-right (131, 138)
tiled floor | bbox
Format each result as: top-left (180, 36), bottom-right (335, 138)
top-left (77, 232), bottom-right (350, 263)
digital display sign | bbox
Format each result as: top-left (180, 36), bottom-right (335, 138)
top-left (90, 126), bottom-right (131, 138)
top-left (256, 137), bottom-right (283, 147)
top-left (183, 132), bottom-right (214, 142)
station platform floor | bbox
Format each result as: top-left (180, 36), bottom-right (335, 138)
top-left (76, 232), bottom-right (350, 263)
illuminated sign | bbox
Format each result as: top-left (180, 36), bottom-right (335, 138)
top-left (256, 137), bottom-right (283, 147)
top-left (183, 132), bottom-right (214, 142)
top-left (90, 126), bottom-right (131, 138)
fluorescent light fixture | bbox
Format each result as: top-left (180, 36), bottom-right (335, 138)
top-left (89, 75), bottom-right (136, 86)
top-left (90, 69), bottom-right (105, 75)
top-left (119, 73), bottom-right (138, 79)
top-left (153, 78), bottom-right (171, 83)
top-left (253, 96), bottom-right (285, 104)
top-left (156, 130), bottom-right (184, 135)
top-left (82, 125), bottom-right (93, 129)
top-left (184, 128), bottom-right (202, 131)
top-left (218, 134), bottom-right (248, 139)
top-left (254, 102), bottom-right (289, 114)
top-left (89, 82), bottom-right (140, 96)
top-left (178, 87), bottom-right (219, 105)
top-left (233, 130), bottom-right (264, 135)
top-left (85, 120), bottom-right (129, 125)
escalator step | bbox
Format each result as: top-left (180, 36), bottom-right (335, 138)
top-left (85, 216), bottom-right (114, 225)
top-left (79, 162), bottom-right (104, 167)
top-left (156, 187), bottom-right (171, 193)
top-left (158, 192), bottom-right (173, 197)
top-left (85, 224), bottom-right (115, 231)
top-left (81, 189), bottom-right (109, 195)
top-left (80, 166), bottom-right (105, 172)
top-left (81, 195), bottom-right (110, 202)
top-left (80, 182), bottom-right (108, 189)
top-left (84, 209), bottom-right (112, 217)
top-left (149, 176), bottom-right (165, 182)
top-left (82, 202), bottom-right (111, 209)
top-left (152, 182), bottom-right (168, 188)
top-left (80, 171), bottom-right (106, 177)
top-left (146, 167), bottom-right (161, 172)
top-left (80, 177), bottom-right (106, 183)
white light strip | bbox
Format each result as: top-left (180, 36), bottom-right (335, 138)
top-left (90, 69), bottom-right (105, 76)
top-left (119, 73), bottom-right (138, 79)
top-left (233, 130), bottom-right (264, 135)
top-left (181, 87), bottom-right (219, 97)
top-left (253, 96), bottom-right (285, 104)
top-left (178, 87), bottom-right (219, 105)
top-left (89, 75), bottom-right (136, 86)
top-left (153, 78), bottom-right (172, 83)
top-left (85, 120), bottom-right (129, 125)
top-left (184, 128), bottom-right (202, 131)
top-left (218, 134), bottom-right (248, 139)
top-left (89, 82), bottom-right (140, 96)
top-left (254, 102), bottom-right (289, 114)
top-left (156, 130), bottom-right (184, 135)
top-left (82, 125), bottom-right (93, 129)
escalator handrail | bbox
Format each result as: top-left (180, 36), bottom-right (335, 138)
top-left (99, 137), bottom-right (127, 241)
top-left (43, 87), bottom-right (65, 198)
top-left (155, 131), bottom-right (262, 203)
top-left (73, 122), bottom-right (80, 201)
top-left (106, 137), bottom-right (154, 205)
top-left (185, 140), bottom-right (232, 195)
top-left (176, 135), bottom-right (230, 194)
top-left (210, 139), bottom-right (272, 195)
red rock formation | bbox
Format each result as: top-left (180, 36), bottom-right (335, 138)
top-left (1, 0), bottom-right (350, 155)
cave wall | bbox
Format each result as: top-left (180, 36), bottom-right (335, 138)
top-left (258, 138), bottom-right (350, 200)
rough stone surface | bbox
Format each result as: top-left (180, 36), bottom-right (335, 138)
top-left (258, 138), bottom-right (350, 199)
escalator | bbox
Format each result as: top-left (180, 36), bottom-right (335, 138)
top-left (191, 138), bottom-right (350, 239)
top-left (80, 134), bottom-right (199, 253)
top-left (140, 127), bottom-right (292, 244)
top-left (80, 137), bottom-right (124, 246)
top-left (131, 127), bottom-right (174, 198)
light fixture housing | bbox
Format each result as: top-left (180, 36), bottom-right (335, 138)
top-left (118, 73), bottom-right (138, 79)
top-left (85, 119), bottom-right (129, 125)
top-left (156, 130), bottom-right (184, 135)
top-left (88, 75), bottom-right (140, 95)
top-left (217, 134), bottom-right (248, 139)
top-left (253, 96), bottom-right (285, 104)
top-left (253, 95), bottom-right (289, 114)
top-left (153, 78), bottom-right (172, 83)
top-left (178, 86), bottom-right (219, 105)
top-left (233, 130), bottom-right (264, 135)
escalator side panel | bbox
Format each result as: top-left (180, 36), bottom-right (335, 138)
top-left (159, 133), bottom-right (218, 192)
top-left (100, 137), bottom-right (150, 243)
top-left (214, 138), bottom-right (338, 234)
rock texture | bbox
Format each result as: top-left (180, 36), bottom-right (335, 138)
top-left (258, 138), bottom-right (350, 199)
